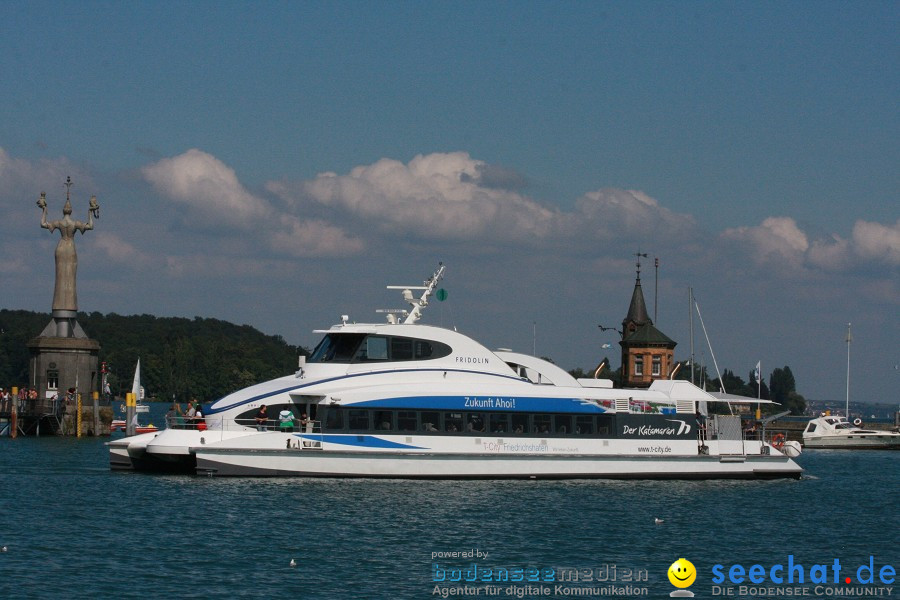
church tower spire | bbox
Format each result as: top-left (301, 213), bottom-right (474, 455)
top-left (618, 252), bottom-right (676, 388)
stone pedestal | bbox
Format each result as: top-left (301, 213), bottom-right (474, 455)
top-left (27, 332), bottom-right (100, 434)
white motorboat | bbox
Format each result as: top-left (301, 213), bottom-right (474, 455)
top-left (802, 415), bottom-right (900, 450)
top-left (109, 264), bottom-right (802, 479)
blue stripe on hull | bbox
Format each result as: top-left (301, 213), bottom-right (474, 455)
top-left (207, 367), bottom-right (525, 415)
top-left (298, 434), bottom-right (427, 450)
top-left (345, 395), bottom-right (606, 413)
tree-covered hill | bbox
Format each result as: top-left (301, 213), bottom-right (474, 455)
top-left (0, 309), bottom-right (307, 403)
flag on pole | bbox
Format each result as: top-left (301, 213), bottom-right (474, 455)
top-left (754, 360), bottom-right (761, 401)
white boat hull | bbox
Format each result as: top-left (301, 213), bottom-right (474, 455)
top-left (193, 432), bottom-right (802, 479)
top-left (802, 416), bottom-right (900, 449)
top-left (107, 431), bottom-right (162, 470)
top-left (803, 435), bottom-right (900, 450)
top-left (195, 448), bottom-right (801, 479)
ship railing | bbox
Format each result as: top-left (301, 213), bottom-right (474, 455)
top-left (230, 417), bottom-right (323, 446)
top-left (165, 415), bottom-right (210, 430)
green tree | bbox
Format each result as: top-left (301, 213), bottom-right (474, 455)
top-left (769, 366), bottom-right (805, 415)
top-left (0, 309), bottom-right (307, 402)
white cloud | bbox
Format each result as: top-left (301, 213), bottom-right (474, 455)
top-left (141, 149), bottom-right (270, 225)
top-left (573, 189), bottom-right (697, 241)
top-left (0, 243), bottom-right (29, 275)
top-left (722, 216), bottom-right (900, 272)
top-left (0, 147), bottom-right (86, 195)
top-left (808, 233), bottom-right (853, 271)
top-left (0, 147), bottom-right (96, 229)
top-left (296, 152), bottom-right (558, 241)
top-left (721, 217), bottom-right (809, 269)
top-left (852, 219), bottom-right (900, 265)
top-left (91, 232), bottom-right (150, 267)
top-left (270, 215), bottom-right (364, 257)
top-left (275, 153), bottom-right (704, 252)
top-left (141, 149), bottom-right (363, 257)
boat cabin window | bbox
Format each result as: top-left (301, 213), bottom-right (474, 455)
top-left (421, 411), bottom-right (441, 432)
top-left (554, 414), bottom-right (572, 434)
top-left (357, 336), bottom-right (389, 361)
top-left (348, 409), bottom-right (370, 431)
top-left (446, 412), bottom-right (463, 432)
top-left (392, 337), bottom-right (413, 360)
top-left (466, 414), bottom-right (485, 432)
top-left (375, 410), bottom-right (394, 431)
top-left (511, 413), bottom-right (528, 434)
top-left (489, 413), bottom-right (509, 433)
top-left (309, 333), bottom-right (452, 363)
top-left (575, 415), bottom-right (594, 435)
top-left (318, 408), bottom-right (627, 439)
top-left (325, 408), bottom-right (343, 430)
top-left (398, 410), bottom-right (417, 432)
top-left (805, 423), bottom-right (817, 433)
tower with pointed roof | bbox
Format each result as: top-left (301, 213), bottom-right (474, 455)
top-left (619, 255), bottom-right (676, 388)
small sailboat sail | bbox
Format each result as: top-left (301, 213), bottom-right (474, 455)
top-left (133, 359), bottom-right (149, 413)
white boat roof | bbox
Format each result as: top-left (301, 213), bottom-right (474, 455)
top-left (707, 392), bottom-right (779, 404)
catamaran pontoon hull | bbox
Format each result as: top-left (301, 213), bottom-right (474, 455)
top-left (194, 448), bottom-right (802, 479)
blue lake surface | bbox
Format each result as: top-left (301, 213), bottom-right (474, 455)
top-left (1, 403), bottom-right (897, 599)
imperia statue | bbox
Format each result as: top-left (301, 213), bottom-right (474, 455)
top-left (36, 177), bottom-right (100, 313)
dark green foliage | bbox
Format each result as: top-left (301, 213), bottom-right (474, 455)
top-left (0, 310), bottom-right (42, 384)
top-left (769, 365), bottom-right (806, 415)
top-left (0, 309), bottom-right (307, 403)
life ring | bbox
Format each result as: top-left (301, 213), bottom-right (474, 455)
top-left (853, 418), bottom-right (862, 427)
top-left (771, 433), bottom-right (785, 450)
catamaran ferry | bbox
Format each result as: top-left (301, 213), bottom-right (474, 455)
top-left (108, 264), bottom-right (802, 479)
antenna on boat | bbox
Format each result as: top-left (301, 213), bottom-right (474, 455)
top-left (692, 292), bottom-right (733, 416)
top-left (384, 263), bottom-right (445, 324)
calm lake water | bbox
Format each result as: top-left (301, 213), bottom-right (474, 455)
top-left (1, 404), bottom-right (897, 599)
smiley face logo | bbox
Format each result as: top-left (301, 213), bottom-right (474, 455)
top-left (668, 558), bottom-right (696, 588)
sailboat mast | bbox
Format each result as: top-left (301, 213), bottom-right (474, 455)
top-left (845, 323), bottom-right (851, 418)
top-left (689, 287), bottom-right (695, 385)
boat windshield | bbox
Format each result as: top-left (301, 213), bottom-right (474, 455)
top-left (308, 332), bottom-right (453, 363)
top-left (309, 333), bottom-right (366, 363)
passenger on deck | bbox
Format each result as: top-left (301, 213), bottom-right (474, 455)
top-left (279, 409), bottom-right (296, 432)
top-left (255, 405), bottom-right (268, 431)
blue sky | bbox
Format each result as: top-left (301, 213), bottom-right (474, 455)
top-left (1, 1), bottom-right (897, 405)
